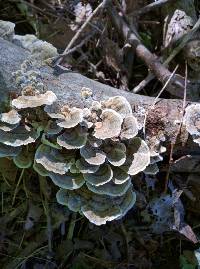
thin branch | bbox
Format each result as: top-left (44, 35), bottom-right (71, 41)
top-left (132, 73), bottom-right (154, 93)
top-left (152, 65), bottom-right (179, 105)
top-left (182, 62), bottom-right (188, 114)
top-left (63, 32), bottom-right (96, 56)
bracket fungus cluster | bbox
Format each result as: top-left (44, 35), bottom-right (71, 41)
top-left (1, 74), bottom-right (153, 225)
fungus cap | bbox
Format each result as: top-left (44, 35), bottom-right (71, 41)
top-left (88, 136), bottom-right (102, 148)
top-left (82, 108), bottom-right (91, 117)
top-left (82, 187), bottom-right (136, 225)
top-left (105, 143), bottom-right (126, 166)
top-left (12, 91), bottom-right (57, 109)
top-left (33, 161), bottom-right (49, 177)
top-left (0, 122), bottom-right (18, 132)
top-left (49, 172), bottom-right (85, 190)
top-left (56, 189), bottom-right (71, 207)
top-left (0, 110), bottom-right (21, 125)
top-left (83, 164), bottom-right (113, 186)
top-left (44, 103), bottom-right (64, 119)
top-left (0, 142), bottom-right (21, 157)
top-left (112, 167), bottom-right (130, 184)
top-left (35, 144), bottom-right (70, 175)
top-left (81, 87), bottom-right (93, 98)
top-left (56, 186), bottom-right (136, 225)
top-left (81, 204), bottom-right (121, 226)
top-left (41, 134), bottom-right (62, 150)
top-left (80, 144), bottom-right (106, 165)
top-left (0, 125), bottom-right (39, 147)
top-left (69, 163), bottom-right (80, 174)
top-left (76, 158), bottom-right (100, 174)
top-left (56, 189), bottom-right (81, 212)
top-left (44, 121), bottom-right (63, 135)
top-left (117, 188), bottom-right (136, 219)
top-left (102, 96), bottom-right (132, 119)
top-left (71, 187), bottom-right (122, 225)
top-left (13, 147), bottom-right (33, 168)
top-left (57, 126), bottom-right (87, 150)
top-left (57, 106), bottom-right (83, 128)
top-left (86, 179), bottom-right (132, 197)
top-left (94, 109), bottom-right (123, 139)
top-left (128, 138), bottom-right (150, 175)
top-left (144, 163), bottom-right (159, 175)
top-left (120, 115), bottom-right (139, 139)
top-left (91, 101), bottom-right (101, 111)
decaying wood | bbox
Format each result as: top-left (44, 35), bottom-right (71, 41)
top-left (0, 37), bottom-right (196, 152)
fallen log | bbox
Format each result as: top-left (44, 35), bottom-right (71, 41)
top-left (0, 37), bottom-right (189, 149)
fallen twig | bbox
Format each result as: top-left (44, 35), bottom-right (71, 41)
top-left (132, 73), bottom-right (154, 93)
top-left (64, 32), bottom-right (96, 56)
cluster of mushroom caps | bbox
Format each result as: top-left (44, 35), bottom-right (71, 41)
top-left (0, 85), bottom-right (154, 225)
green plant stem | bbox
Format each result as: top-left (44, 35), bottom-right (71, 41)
top-left (12, 168), bottom-right (25, 206)
top-left (67, 212), bottom-right (77, 240)
top-left (39, 175), bottom-right (53, 254)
